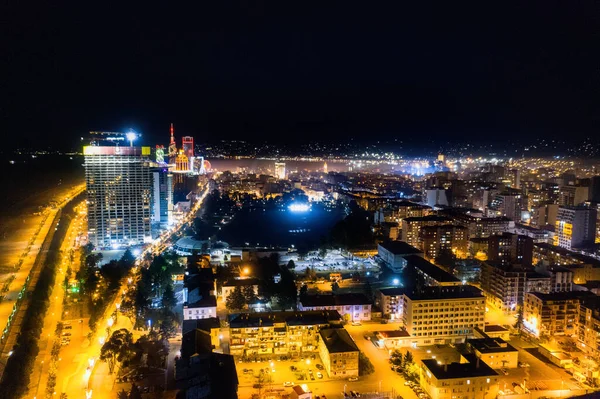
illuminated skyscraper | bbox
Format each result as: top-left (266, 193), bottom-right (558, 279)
top-left (151, 167), bottom-right (173, 228)
top-left (323, 162), bottom-right (328, 174)
top-left (84, 145), bottom-right (152, 248)
top-left (182, 136), bottom-right (194, 159)
top-left (274, 162), bottom-right (286, 179)
top-left (555, 206), bottom-right (597, 250)
top-left (168, 123), bottom-right (177, 163)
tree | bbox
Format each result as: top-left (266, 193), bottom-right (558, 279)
top-left (404, 350), bottom-right (414, 366)
top-left (226, 286), bottom-right (246, 311)
top-left (390, 349), bottom-right (404, 368)
top-left (286, 260), bottom-right (296, 269)
top-left (100, 329), bottom-right (134, 374)
top-left (158, 310), bottom-right (178, 340)
top-left (304, 267), bottom-right (317, 281)
top-left (120, 249), bottom-right (136, 266)
top-left (275, 267), bottom-right (298, 310)
top-left (514, 306), bottom-right (524, 331)
top-left (318, 246), bottom-right (328, 259)
top-left (359, 351), bottom-right (375, 376)
top-left (435, 248), bottom-right (458, 274)
top-left (331, 281), bottom-right (339, 293)
top-left (129, 384), bottom-right (143, 399)
top-left (242, 285), bottom-right (257, 304)
top-left (117, 390), bottom-right (129, 399)
top-left (161, 283), bottom-right (177, 309)
top-left (299, 284), bottom-right (308, 298)
top-left (364, 281), bottom-right (373, 301)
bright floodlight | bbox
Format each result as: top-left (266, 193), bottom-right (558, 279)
top-left (392, 278), bottom-right (400, 285)
top-left (126, 131), bottom-right (137, 146)
top-left (289, 203), bottom-right (310, 212)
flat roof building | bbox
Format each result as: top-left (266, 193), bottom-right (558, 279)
top-left (420, 355), bottom-right (499, 399)
top-left (318, 328), bottom-right (359, 379)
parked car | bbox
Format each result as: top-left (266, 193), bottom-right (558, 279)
top-left (348, 376), bottom-right (359, 382)
top-left (364, 335), bottom-right (370, 340)
top-left (316, 364), bottom-right (324, 370)
top-left (500, 368), bottom-right (509, 375)
top-left (351, 322), bottom-right (361, 326)
top-left (283, 382), bottom-right (294, 387)
top-left (317, 372), bottom-right (323, 379)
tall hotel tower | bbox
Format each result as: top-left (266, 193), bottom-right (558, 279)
top-left (84, 145), bottom-right (153, 248)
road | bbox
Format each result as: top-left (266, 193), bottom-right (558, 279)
top-left (0, 184), bottom-right (85, 378)
top-left (29, 201), bottom-right (87, 397)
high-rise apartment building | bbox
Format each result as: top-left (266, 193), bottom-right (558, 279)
top-left (480, 262), bottom-right (550, 313)
top-left (274, 162), bottom-right (286, 179)
top-left (401, 215), bottom-right (452, 248)
top-left (420, 224), bottom-right (469, 259)
top-left (182, 136), bottom-right (194, 159)
top-left (487, 233), bottom-right (533, 266)
top-left (559, 185), bottom-right (589, 207)
top-left (151, 167), bottom-right (174, 228)
top-left (84, 145), bottom-right (152, 248)
top-left (555, 206), bottom-right (597, 249)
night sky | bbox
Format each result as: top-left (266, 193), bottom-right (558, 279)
top-left (2, 2), bottom-right (599, 150)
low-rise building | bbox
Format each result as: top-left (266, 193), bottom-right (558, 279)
top-left (420, 355), bottom-right (499, 399)
top-left (374, 329), bottom-right (412, 349)
top-left (405, 255), bottom-right (462, 287)
top-left (299, 293), bottom-right (372, 321)
top-left (466, 338), bottom-right (518, 369)
top-left (221, 278), bottom-right (260, 303)
top-left (183, 296), bottom-right (218, 320)
top-left (377, 287), bottom-right (404, 321)
top-left (228, 310), bottom-right (343, 358)
top-left (403, 285), bottom-right (486, 346)
top-left (175, 328), bottom-right (238, 399)
top-left (182, 317), bottom-right (221, 349)
top-left (318, 328), bottom-right (359, 379)
top-left (377, 241), bottom-right (423, 273)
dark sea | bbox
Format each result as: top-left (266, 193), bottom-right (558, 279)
top-left (0, 154), bottom-right (85, 217)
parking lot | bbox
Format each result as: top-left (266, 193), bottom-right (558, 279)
top-left (236, 354), bottom-right (329, 388)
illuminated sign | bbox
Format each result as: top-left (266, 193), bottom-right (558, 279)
top-left (83, 146), bottom-right (151, 156)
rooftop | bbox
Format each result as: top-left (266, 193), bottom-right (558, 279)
top-left (378, 241), bottom-right (423, 255)
top-left (229, 310), bottom-right (342, 328)
top-left (467, 338), bottom-right (517, 354)
top-left (223, 277), bottom-right (261, 287)
top-left (527, 291), bottom-right (596, 302)
top-left (484, 325), bottom-right (509, 333)
top-left (422, 355), bottom-right (498, 380)
top-left (185, 294), bottom-right (217, 309)
top-left (182, 317), bottom-right (221, 335)
top-left (300, 293), bottom-right (372, 307)
top-left (403, 215), bottom-right (452, 223)
top-left (404, 255), bottom-right (460, 283)
top-left (377, 330), bottom-right (411, 339)
top-left (405, 285), bottom-right (484, 301)
top-left (320, 328), bottom-right (359, 353)
top-left (378, 287), bottom-right (405, 296)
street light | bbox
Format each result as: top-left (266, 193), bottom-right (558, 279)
top-left (107, 318), bottom-right (114, 328)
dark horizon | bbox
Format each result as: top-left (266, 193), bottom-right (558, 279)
top-left (3, 2), bottom-right (600, 151)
